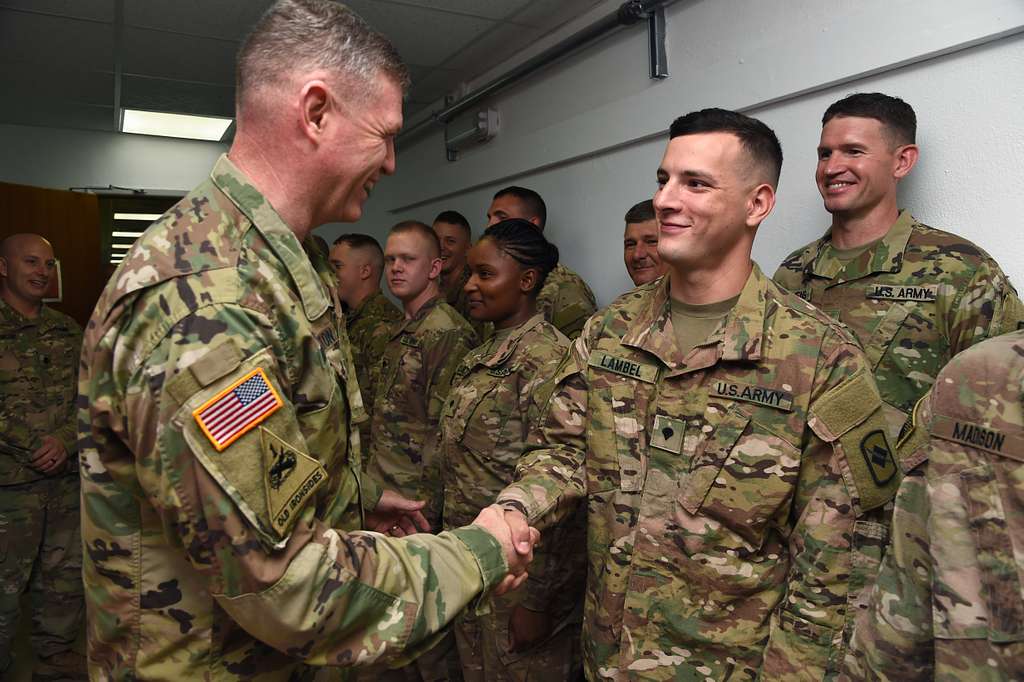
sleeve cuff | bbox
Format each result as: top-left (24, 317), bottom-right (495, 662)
top-left (360, 474), bottom-right (384, 512)
top-left (451, 526), bottom-right (508, 591)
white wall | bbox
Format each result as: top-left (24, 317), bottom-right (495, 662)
top-left (0, 123), bottom-right (225, 193)
top-left (332, 0), bottom-right (1024, 307)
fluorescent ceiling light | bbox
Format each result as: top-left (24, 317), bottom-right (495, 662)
top-left (113, 213), bottom-right (162, 222)
top-left (112, 230), bottom-right (146, 238)
top-left (121, 109), bottom-right (232, 141)
top-left (111, 243), bottom-right (134, 251)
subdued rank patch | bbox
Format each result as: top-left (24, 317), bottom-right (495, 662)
top-left (711, 381), bottom-right (793, 411)
top-left (932, 415), bottom-right (1024, 462)
top-left (260, 427), bottom-right (327, 535)
top-left (588, 350), bottom-right (658, 383)
top-left (193, 368), bottom-right (283, 451)
top-left (860, 429), bottom-right (898, 485)
top-left (400, 334), bottom-right (421, 348)
top-left (864, 283), bottom-right (938, 302)
top-left (487, 366), bottom-right (512, 378)
top-left (650, 414), bottom-right (685, 453)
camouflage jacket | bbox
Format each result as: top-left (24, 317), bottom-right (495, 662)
top-left (537, 263), bottom-right (597, 340)
top-left (0, 298), bottom-right (81, 485)
top-left (844, 329), bottom-right (1024, 681)
top-left (496, 264), bottom-right (902, 680)
top-left (439, 314), bottom-right (583, 625)
top-left (346, 289), bottom-right (402, 439)
top-left (774, 210), bottom-right (1024, 422)
top-left (78, 154), bottom-right (507, 680)
top-left (367, 295), bottom-right (477, 531)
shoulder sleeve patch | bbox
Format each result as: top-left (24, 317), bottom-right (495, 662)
top-left (193, 367), bottom-right (283, 451)
top-left (809, 370), bottom-right (880, 441)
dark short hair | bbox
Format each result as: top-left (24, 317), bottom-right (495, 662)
top-left (481, 219), bottom-right (559, 298)
top-left (433, 210), bottom-right (471, 238)
top-left (624, 199), bottom-right (655, 224)
top-left (332, 233), bottom-right (384, 272)
top-left (389, 220), bottom-right (440, 259)
top-left (669, 108), bottom-right (783, 187)
top-left (822, 92), bottom-right (917, 146)
top-left (493, 186), bottom-right (547, 229)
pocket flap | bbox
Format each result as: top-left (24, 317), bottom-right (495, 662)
top-left (679, 407), bottom-right (750, 515)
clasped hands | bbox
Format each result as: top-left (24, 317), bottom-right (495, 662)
top-left (366, 492), bottom-right (539, 597)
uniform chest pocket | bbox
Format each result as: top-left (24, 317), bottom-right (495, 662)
top-left (446, 377), bottom-right (517, 456)
top-left (678, 407), bottom-right (800, 551)
top-left (956, 461), bottom-right (1024, 642)
top-left (864, 302), bottom-right (912, 369)
top-left (588, 381), bottom-right (649, 494)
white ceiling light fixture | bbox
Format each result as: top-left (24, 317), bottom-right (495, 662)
top-left (121, 109), bottom-right (233, 142)
top-left (113, 213), bottom-right (163, 222)
top-left (112, 230), bottom-right (147, 238)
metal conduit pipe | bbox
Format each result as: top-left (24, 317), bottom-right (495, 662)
top-left (398, 0), bottom-right (675, 144)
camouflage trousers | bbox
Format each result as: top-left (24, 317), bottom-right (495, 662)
top-left (453, 590), bottom-right (582, 682)
top-left (0, 474), bottom-right (84, 674)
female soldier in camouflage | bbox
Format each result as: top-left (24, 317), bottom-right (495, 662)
top-left (439, 220), bottom-right (584, 681)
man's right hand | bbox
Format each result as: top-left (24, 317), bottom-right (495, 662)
top-left (471, 505), bottom-right (539, 596)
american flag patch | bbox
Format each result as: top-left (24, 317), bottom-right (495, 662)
top-left (193, 368), bottom-right (283, 451)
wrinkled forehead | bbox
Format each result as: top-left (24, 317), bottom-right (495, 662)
top-left (624, 218), bottom-right (659, 240)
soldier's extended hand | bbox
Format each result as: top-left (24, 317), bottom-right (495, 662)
top-left (30, 435), bottom-right (67, 475)
top-left (472, 505), bottom-right (539, 595)
top-left (366, 489), bottom-right (431, 537)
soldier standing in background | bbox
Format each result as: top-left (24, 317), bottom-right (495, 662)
top-left (493, 109), bottom-right (902, 680)
top-left (439, 219), bottom-right (583, 682)
top-left (486, 187), bottom-right (596, 339)
top-left (78, 2), bottom-right (537, 679)
top-left (0, 233), bottom-right (85, 680)
top-left (844, 329), bottom-right (1024, 680)
top-left (622, 199), bottom-right (665, 287)
top-left (330, 233), bottom-right (402, 446)
top-left (364, 220), bottom-right (478, 682)
top-left (433, 211), bottom-right (484, 341)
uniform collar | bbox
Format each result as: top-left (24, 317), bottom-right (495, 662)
top-left (395, 294), bottom-right (441, 336)
top-left (348, 289), bottom-right (385, 324)
top-left (621, 263), bottom-right (767, 372)
top-left (444, 265), bottom-right (471, 300)
top-left (0, 296), bottom-right (61, 333)
top-left (477, 313), bottom-right (545, 369)
top-left (802, 210), bottom-right (916, 283)
top-left (211, 154), bottom-right (329, 321)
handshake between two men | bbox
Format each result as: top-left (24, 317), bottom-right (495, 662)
top-left (366, 489), bottom-right (540, 597)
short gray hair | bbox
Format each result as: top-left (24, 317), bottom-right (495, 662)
top-left (236, 0), bottom-right (410, 106)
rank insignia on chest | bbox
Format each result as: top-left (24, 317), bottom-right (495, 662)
top-left (588, 350), bottom-right (658, 383)
top-left (400, 334), bottom-right (421, 348)
top-left (193, 368), bottom-right (283, 451)
top-left (650, 414), bottom-right (685, 453)
top-left (487, 366), bottom-right (513, 378)
top-left (865, 284), bottom-right (938, 302)
top-left (712, 381), bottom-right (793, 411)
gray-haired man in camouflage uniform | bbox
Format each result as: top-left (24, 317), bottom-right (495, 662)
top-left (78, 2), bottom-right (537, 680)
top-left (0, 233), bottom-right (85, 680)
top-left (844, 329), bottom-right (1024, 680)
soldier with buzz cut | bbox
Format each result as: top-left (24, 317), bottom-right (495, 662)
top-left (0, 233), bottom-right (85, 681)
top-left (486, 186), bottom-right (597, 339)
top-left (489, 108), bottom-right (904, 680)
top-left (773, 92), bottom-right (1023, 431)
top-left (843, 329), bottom-right (1024, 680)
top-left (77, 2), bottom-right (539, 680)
top-left (329, 233), bottom-right (402, 445)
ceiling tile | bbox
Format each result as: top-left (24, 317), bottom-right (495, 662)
top-left (123, 0), bottom-right (271, 41)
top-left (122, 25), bottom-right (237, 86)
top-left (122, 75), bottom-right (235, 117)
top-left (372, 0), bottom-right (532, 22)
top-left (0, 65), bottom-right (113, 106)
top-left (511, 0), bottom-right (606, 28)
top-left (3, 101), bottom-right (116, 133)
top-left (345, 0), bottom-right (498, 66)
top-left (0, 9), bottom-right (113, 71)
top-left (434, 22), bottom-right (547, 75)
top-left (0, 0), bottom-right (113, 23)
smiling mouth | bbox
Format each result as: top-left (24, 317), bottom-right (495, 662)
top-left (825, 181), bottom-right (854, 190)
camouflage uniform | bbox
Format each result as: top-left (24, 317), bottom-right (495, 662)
top-left (536, 263), bottom-right (596, 340)
top-left (773, 210), bottom-right (1024, 423)
top-left (439, 314), bottom-right (583, 681)
top-left (366, 297), bottom-right (476, 532)
top-left (346, 290), bottom-right (402, 445)
top-left (0, 297), bottom-right (83, 677)
top-left (496, 264), bottom-right (902, 680)
top-left (79, 155), bottom-right (509, 680)
top-left (844, 329), bottom-right (1024, 681)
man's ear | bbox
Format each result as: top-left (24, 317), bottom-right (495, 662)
top-left (358, 263), bottom-right (373, 282)
top-left (0, 257), bottom-right (7, 278)
top-left (299, 80), bottom-right (332, 144)
top-left (746, 183), bottom-right (776, 228)
top-left (529, 217), bottom-right (544, 233)
top-left (428, 257), bottom-right (443, 281)
top-left (893, 144), bottom-right (919, 180)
